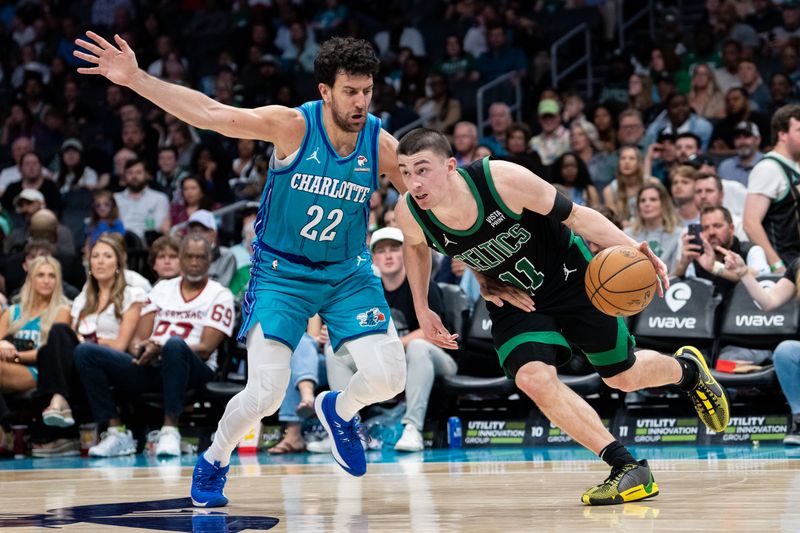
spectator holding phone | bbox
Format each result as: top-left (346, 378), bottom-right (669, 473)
top-left (673, 206), bottom-right (769, 295)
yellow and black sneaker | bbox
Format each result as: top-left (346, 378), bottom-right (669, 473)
top-left (675, 346), bottom-right (730, 433)
top-left (581, 460), bottom-right (659, 506)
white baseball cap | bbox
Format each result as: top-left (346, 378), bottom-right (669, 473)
top-left (187, 209), bottom-right (217, 231)
top-left (14, 188), bottom-right (45, 207)
top-left (370, 227), bottom-right (404, 252)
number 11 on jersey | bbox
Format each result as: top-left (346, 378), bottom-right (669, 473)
top-left (498, 257), bottom-right (544, 293)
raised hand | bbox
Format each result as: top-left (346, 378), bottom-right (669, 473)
top-left (73, 32), bottom-right (139, 87)
top-left (637, 240), bottom-right (669, 296)
top-left (717, 247), bottom-right (749, 278)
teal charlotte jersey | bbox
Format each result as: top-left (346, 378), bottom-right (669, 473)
top-left (240, 100), bottom-right (392, 351)
top-left (254, 100), bottom-right (380, 263)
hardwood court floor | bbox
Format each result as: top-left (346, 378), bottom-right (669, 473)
top-left (0, 446), bottom-right (798, 532)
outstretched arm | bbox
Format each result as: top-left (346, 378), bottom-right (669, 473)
top-left (395, 196), bottom-right (457, 349)
top-left (74, 32), bottom-right (301, 146)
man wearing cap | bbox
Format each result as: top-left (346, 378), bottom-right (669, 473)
top-left (114, 158), bottom-right (170, 239)
top-left (0, 152), bottom-right (61, 217)
top-left (369, 227), bottom-right (456, 452)
top-left (530, 99), bottom-right (570, 166)
top-left (186, 209), bottom-right (236, 288)
top-left (717, 121), bottom-right (764, 187)
top-left (4, 191), bottom-right (74, 255)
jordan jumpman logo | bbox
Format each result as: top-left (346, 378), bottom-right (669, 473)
top-left (443, 234), bottom-right (457, 247)
top-left (563, 264), bottom-right (577, 281)
top-left (306, 148), bottom-right (321, 164)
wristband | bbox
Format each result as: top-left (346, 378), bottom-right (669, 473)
top-left (712, 261), bottom-right (725, 276)
top-left (770, 260), bottom-right (785, 272)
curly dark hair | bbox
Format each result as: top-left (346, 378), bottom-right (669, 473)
top-left (314, 37), bottom-right (379, 87)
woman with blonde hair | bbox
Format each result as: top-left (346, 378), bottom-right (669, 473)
top-left (36, 234), bottom-right (145, 432)
top-left (0, 256), bottom-right (71, 394)
top-left (603, 145), bottom-right (654, 224)
top-left (624, 182), bottom-right (683, 272)
top-left (688, 63), bottom-right (725, 120)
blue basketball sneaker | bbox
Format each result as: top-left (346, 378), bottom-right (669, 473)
top-left (314, 391), bottom-right (367, 476)
top-left (191, 452), bottom-right (229, 507)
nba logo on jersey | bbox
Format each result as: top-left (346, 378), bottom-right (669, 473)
top-left (355, 155), bottom-right (370, 172)
top-left (357, 307), bottom-right (385, 327)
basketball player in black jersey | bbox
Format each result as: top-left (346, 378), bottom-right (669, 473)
top-left (394, 128), bottom-right (730, 505)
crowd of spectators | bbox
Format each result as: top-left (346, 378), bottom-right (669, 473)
top-left (1, 0), bottom-right (800, 455)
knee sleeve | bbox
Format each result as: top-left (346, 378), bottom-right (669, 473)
top-left (241, 365), bottom-right (291, 419)
top-left (358, 336), bottom-right (407, 398)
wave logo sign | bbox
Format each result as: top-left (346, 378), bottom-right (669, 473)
top-left (665, 282), bottom-right (692, 313)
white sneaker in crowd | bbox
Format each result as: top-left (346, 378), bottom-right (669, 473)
top-left (394, 425), bottom-right (424, 452)
top-left (89, 426), bottom-right (136, 457)
top-left (306, 437), bottom-right (331, 454)
top-left (155, 426), bottom-right (182, 457)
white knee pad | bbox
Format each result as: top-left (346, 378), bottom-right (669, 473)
top-left (348, 335), bottom-right (406, 399)
top-left (379, 336), bottom-right (407, 394)
top-left (245, 365), bottom-right (291, 419)
top-left (242, 327), bottom-right (292, 418)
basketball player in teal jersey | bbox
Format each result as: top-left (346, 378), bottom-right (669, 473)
top-left (394, 129), bottom-right (730, 505)
top-left (75, 34), bottom-right (408, 506)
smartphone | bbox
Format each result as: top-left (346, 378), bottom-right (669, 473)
top-left (687, 223), bottom-right (703, 248)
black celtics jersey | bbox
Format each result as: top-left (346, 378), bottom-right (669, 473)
top-left (406, 157), bottom-right (579, 307)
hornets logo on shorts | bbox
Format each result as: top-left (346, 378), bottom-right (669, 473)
top-left (357, 308), bottom-right (386, 327)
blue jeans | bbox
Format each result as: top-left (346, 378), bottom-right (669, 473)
top-left (277, 334), bottom-right (320, 423)
top-left (774, 340), bottom-right (800, 415)
top-left (74, 337), bottom-right (215, 424)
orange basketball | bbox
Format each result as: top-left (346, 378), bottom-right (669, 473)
top-left (584, 245), bottom-right (658, 317)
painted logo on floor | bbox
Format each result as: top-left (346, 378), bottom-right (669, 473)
top-left (0, 497), bottom-right (279, 531)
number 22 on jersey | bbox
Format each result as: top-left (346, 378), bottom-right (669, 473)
top-left (300, 206), bottom-right (343, 241)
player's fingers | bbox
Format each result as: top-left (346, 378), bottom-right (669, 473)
top-left (76, 67), bottom-right (102, 75)
top-left (75, 38), bottom-right (104, 56)
top-left (86, 31), bottom-right (114, 50)
top-left (114, 34), bottom-right (133, 53)
top-left (503, 290), bottom-right (535, 312)
top-left (484, 294), bottom-right (503, 307)
top-left (73, 51), bottom-right (100, 64)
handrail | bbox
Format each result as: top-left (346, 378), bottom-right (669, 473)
top-left (171, 199), bottom-right (251, 236)
top-left (550, 23), bottom-right (592, 97)
top-left (618, 0), bottom-right (655, 50)
top-left (393, 115), bottom-right (428, 139)
top-left (476, 71), bottom-right (522, 138)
